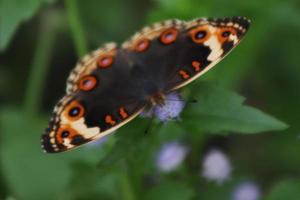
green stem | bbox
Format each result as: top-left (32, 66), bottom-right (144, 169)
top-left (0, 164), bottom-right (8, 199)
top-left (23, 12), bottom-right (58, 116)
top-left (119, 162), bottom-right (136, 200)
top-left (65, 0), bottom-right (88, 56)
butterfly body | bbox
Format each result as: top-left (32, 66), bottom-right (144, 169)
top-left (42, 17), bottom-right (250, 153)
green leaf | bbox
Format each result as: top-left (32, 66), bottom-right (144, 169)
top-left (145, 181), bottom-right (194, 200)
top-left (98, 118), bottom-right (161, 171)
top-left (0, 107), bottom-right (106, 199)
top-left (182, 82), bottom-right (288, 134)
top-left (200, 181), bottom-right (234, 200)
top-left (98, 118), bottom-right (148, 167)
top-left (157, 121), bottom-right (185, 140)
top-left (265, 180), bottom-right (300, 200)
top-left (64, 162), bottom-right (119, 200)
top-left (98, 119), bottom-right (186, 172)
top-left (0, 0), bottom-right (55, 51)
top-left (77, 0), bottom-right (146, 46)
top-left (148, 0), bottom-right (212, 21)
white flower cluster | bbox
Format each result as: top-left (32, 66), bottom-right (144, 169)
top-left (153, 92), bottom-right (186, 122)
top-left (141, 92), bottom-right (186, 122)
top-left (156, 141), bottom-right (189, 172)
top-left (202, 149), bottom-right (232, 184)
top-left (232, 181), bottom-right (261, 200)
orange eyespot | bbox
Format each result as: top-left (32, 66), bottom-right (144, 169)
top-left (56, 125), bottom-right (77, 143)
top-left (221, 27), bottom-right (237, 37)
top-left (134, 39), bottom-right (150, 52)
top-left (78, 75), bottom-right (97, 91)
top-left (189, 26), bottom-right (210, 44)
top-left (160, 28), bottom-right (178, 44)
top-left (64, 100), bottom-right (85, 121)
top-left (97, 55), bottom-right (113, 68)
top-left (61, 130), bottom-right (70, 138)
top-left (222, 30), bottom-right (231, 38)
top-left (216, 27), bottom-right (237, 43)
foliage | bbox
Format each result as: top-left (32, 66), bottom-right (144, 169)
top-left (0, 0), bottom-right (55, 51)
top-left (265, 180), bottom-right (300, 200)
top-left (1, 0), bottom-right (299, 199)
top-left (183, 82), bottom-right (287, 134)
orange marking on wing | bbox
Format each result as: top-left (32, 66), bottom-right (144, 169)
top-left (56, 125), bottom-right (78, 144)
top-left (97, 55), bottom-right (113, 68)
top-left (78, 75), bottom-right (97, 91)
top-left (105, 115), bottom-right (116, 125)
top-left (188, 25), bottom-right (211, 44)
top-left (119, 107), bottom-right (128, 119)
top-left (192, 61), bottom-right (201, 72)
top-left (134, 39), bottom-right (150, 52)
top-left (179, 70), bottom-right (190, 79)
top-left (64, 100), bottom-right (85, 121)
top-left (160, 28), bottom-right (178, 44)
top-left (216, 27), bottom-right (237, 44)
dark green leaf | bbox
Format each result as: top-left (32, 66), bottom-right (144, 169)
top-left (0, 0), bottom-right (55, 51)
top-left (182, 82), bottom-right (288, 134)
top-left (265, 180), bottom-right (300, 200)
top-left (200, 181), bottom-right (234, 200)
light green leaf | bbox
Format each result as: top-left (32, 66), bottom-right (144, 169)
top-left (157, 121), bottom-right (185, 140)
top-left (145, 181), bottom-right (194, 200)
top-left (265, 180), bottom-right (300, 200)
top-left (0, 0), bottom-right (55, 51)
top-left (182, 82), bottom-right (288, 134)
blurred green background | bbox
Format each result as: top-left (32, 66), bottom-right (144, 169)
top-left (1, 0), bottom-right (300, 199)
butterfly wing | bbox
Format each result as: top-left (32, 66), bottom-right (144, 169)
top-left (122, 16), bottom-right (250, 91)
top-left (42, 43), bottom-right (147, 153)
top-left (42, 16), bottom-right (250, 153)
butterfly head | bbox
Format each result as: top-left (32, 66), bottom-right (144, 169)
top-left (149, 92), bottom-right (166, 107)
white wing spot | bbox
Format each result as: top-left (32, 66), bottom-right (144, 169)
top-left (204, 36), bottom-right (223, 61)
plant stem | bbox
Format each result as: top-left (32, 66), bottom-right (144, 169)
top-left (65, 0), bottom-right (88, 57)
top-left (119, 162), bottom-right (136, 200)
top-left (23, 12), bottom-right (58, 116)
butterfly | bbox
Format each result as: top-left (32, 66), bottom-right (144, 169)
top-left (41, 16), bottom-right (250, 153)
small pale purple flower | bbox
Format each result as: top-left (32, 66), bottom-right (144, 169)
top-left (156, 141), bottom-right (189, 172)
top-left (154, 92), bottom-right (186, 122)
top-left (202, 149), bottom-right (232, 184)
top-left (232, 182), bottom-right (261, 200)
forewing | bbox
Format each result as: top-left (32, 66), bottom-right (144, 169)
top-left (42, 44), bottom-right (146, 153)
top-left (122, 16), bottom-right (250, 91)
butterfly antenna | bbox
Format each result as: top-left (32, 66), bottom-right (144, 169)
top-left (144, 117), bottom-right (155, 135)
top-left (164, 98), bottom-right (198, 104)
